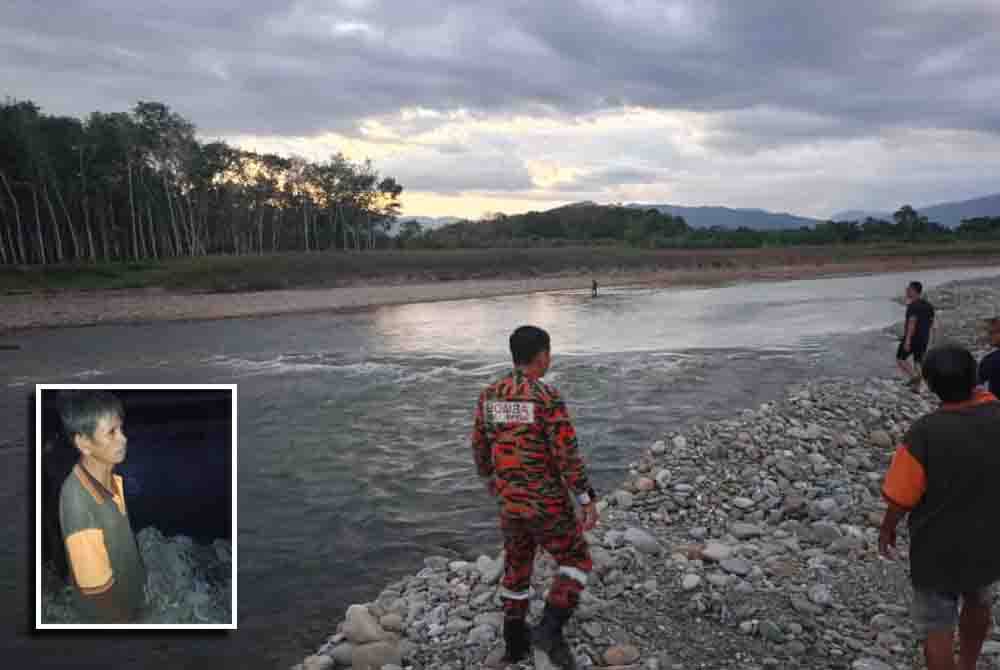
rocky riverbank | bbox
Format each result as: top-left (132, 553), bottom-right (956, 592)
top-left (294, 276), bottom-right (1000, 670)
top-left (41, 527), bottom-right (233, 625)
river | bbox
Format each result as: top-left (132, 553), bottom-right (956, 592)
top-left (2, 266), bottom-right (997, 667)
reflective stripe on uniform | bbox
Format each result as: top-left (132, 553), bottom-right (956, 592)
top-left (558, 565), bottom-right (589, 585)
top-left (499, 586), bottom-right (535, 600)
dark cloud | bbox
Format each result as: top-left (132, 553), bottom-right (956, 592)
top-left (4, 0), bottom-right (997, 138)
top-left (3, 0), bottom-right (1000, 211)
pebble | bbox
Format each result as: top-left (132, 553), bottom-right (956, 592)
top-left (681, 574), bottom-right (702, 591)
top-left (720, 558), bottom-right (752, 576)
top-left (701, 542), bottom-right (733, 562)
top-left (291, 279), bottom-right (1000, 670)
top-left (852, 659), bottom-right (893, 670)
top-left (624, 527), bottom-right (662, 554)
top-left (730, 523), bottom-right (763, 539)
top-left (604, 645), bottom-right (641, 666)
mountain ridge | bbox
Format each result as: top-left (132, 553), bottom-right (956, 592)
top-left (831, 192), bottom-right (1000, 227)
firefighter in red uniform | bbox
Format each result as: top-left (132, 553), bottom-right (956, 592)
top-left (472, 325), bottom-right (600, 669)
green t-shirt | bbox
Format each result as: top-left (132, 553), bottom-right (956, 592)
top-left (59, 464), bottom-right (146, 623)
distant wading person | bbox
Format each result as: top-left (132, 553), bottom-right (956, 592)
top-left (897, 281), bottom-right (936, 391)
top-left (58, 390), bottom-right (146, 623)
top-left (591, 279), bottom-right (598, 298)
top-left (879, 345), bottom-right (1000, 670)
top-left (472, 326), bottom-right (599, 669)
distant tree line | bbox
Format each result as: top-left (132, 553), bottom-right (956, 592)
top-left (396, 203), bottom-right (1000, 250)
top-left (0, 99), bottom-right (403, 265)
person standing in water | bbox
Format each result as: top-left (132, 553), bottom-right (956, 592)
top-left (471, 325), bottom-right (599, 669)
top-left (591, 279), bottom-right (598, 297)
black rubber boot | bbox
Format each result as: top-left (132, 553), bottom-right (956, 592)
top-left (503, 617), bottom-right (530, 662)
top-left (531, 604), bottom-right (577, 670)
top-left (486, 618), bottom-right (529, 667)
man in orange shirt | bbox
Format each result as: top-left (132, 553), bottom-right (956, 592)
top-left (880, 345), bottom-right (1000, 670)
top-left (472, 326), bottom-right (599, 669)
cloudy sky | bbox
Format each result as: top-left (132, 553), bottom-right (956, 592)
top-left (4, 0), bottom-right (1000, 219)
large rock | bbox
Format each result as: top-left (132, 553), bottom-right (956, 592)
top-left (329, 643), bottom-right (354, 666)
top-left (343, 605), bottom-right (388, 644)
top-left (379, 613), bottom-right (403, 633)
top-left (350, 641), bottom-right (402, 670)
top-left (302, 654), bottom-right (334, 670)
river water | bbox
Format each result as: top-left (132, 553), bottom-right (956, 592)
top-left (2, 266), bottom-right (998, 668)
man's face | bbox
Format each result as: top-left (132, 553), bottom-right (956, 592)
top-left (74, 413), bottom-right (127, 465)
top-left (536, 350), bottom-right (552, 376)
top-left (906, 287), bottom-right (918, 302)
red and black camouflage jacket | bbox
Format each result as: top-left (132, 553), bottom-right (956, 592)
top-left (471, 368), bottom-right (596, 521)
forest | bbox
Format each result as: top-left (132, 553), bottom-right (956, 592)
top-left (0, 99), bottom-right (403, 266)
top-left (4, 97), bottom-right (999, 267)
top-left (403, 203), bottom-right (1000, 250)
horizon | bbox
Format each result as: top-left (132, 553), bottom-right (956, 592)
top-left (4, 1), bottom-right (1000, 220)
top-left (392, 193), bottom-right (997, 223)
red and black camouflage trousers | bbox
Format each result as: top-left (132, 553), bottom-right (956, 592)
top-left (499, 508), bottom-right (593, 620)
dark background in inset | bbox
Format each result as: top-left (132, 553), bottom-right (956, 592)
top-left (40, 389), bottom-right (233, 578)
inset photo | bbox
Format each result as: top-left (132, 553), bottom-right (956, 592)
top-left (35, 384), bottom-right (237, 630)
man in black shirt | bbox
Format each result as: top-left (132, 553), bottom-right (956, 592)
top-left (979, 318), bottom-right (1000, 393)
top-left (880, 345), bottom-right (1000, 670)
top-left (897, 281), bottom-right (935, 390)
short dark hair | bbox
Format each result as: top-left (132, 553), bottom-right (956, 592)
top-left (908, 281), bottom-right (923, 294)
top-left (922, 345), bottom-right (976, 403)
top-left (56, 390), bottom-right (124, 441)
top-left (510, 326), bottom-right (550, 366)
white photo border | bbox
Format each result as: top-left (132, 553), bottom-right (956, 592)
top-left (34, 383), bottom-right (238, 631)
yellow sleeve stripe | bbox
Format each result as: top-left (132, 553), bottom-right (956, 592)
top-left (65, 528), bottom-right (114, 590)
